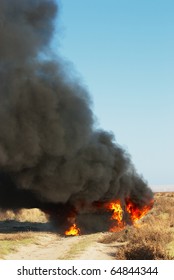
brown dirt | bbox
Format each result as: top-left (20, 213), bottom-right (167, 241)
top-left (4, 232), bottom-right (120, 260)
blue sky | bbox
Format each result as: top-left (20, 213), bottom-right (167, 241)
top-left (54, 0), bottom-right (174, 190)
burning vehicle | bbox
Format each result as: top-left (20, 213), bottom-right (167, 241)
top-left (0, 0), bottom-right (153, 235)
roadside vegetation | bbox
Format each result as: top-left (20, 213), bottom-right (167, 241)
top-left (0, 208), bottom-right (48, 259)
top-left (0, 192), bottom-right (173, 260)
top-left (0, 208), bottom-right (47, 223)
top-left (0, 232), bottom-right (34, 259)
top-left (100, 192), bottom-right (174, 260)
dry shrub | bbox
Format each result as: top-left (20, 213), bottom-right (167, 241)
top-left (116, 241), bottom-right (174, 260)
top-left (100, 192), bottom-right (174, 260)
top-left (99, 230), bottom-right (127, 244)
top-left (170, 213), bottom-right (174, 228)
top-left (115, 214), bottom-right (174, 260)
top-left (0, 209), bottom-right (47, 223)
top-left (154, 193), bottom-right (174, 216)
top-left (0, 232), bottom-right (34, 241)
top-left (115, 222), bottom-right (174, 260)
top-left (15, 209), bottom-right (47, 223)
top-left (0, 210), bottom-right (15, 221)
top-left (100, 215), bottom-right (171, 244)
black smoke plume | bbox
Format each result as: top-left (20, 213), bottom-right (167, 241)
top-left (0, 0), bottom-right (153, 233)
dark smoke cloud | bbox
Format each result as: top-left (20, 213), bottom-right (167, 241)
top-left (0, 0), bottom-right (153, 231)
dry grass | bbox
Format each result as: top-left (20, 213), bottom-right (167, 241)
top-left (100, 192), bottom-right (174, 260)
top-left (0, 192), bottom-right (173, 260)
top-left (0, 208), bottom-right (48, 259)
top-left (0, 232), bottom-right (35, 259)
top-left (0, 208), bottom-right (47, 223)
top-left (61, 233), bottom-right (99, 260)
top-left (0, 231), bottom-right (57, 259)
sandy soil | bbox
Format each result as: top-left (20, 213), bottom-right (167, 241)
top-left (4, 232), bottom-right (118, 260)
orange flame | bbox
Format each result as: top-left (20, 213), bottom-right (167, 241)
top-left (65, 223), bottom-right (80, 236)
top-left (126, 199), bottom-right (154, 223)
top-left (105, 198), bottom-right (153, 231)
top-left (105, 200), bottom-right (125, 231)
top-left (64, 198), bottom-right (153, 235)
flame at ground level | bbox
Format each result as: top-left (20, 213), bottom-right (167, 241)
top-left (126, 198), bottom-right (154, 223)
top-left (64, 223), bottom-right (80, 236)
top-left (104, 200), bottom-right (125, 232)
top-left (64, 198), bottom-right (154, 236)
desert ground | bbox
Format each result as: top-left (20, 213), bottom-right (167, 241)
top-left (0, 192), bottom-right (173, 260)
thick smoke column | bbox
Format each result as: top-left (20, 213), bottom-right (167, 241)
top-left (0, 0), bottom-right (153, 232)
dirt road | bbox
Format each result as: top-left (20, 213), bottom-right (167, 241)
top-left (5, 232), bottom-right (118, 260)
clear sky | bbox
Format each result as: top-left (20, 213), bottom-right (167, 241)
top-left (54, 0), bottom-right (174, 191)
